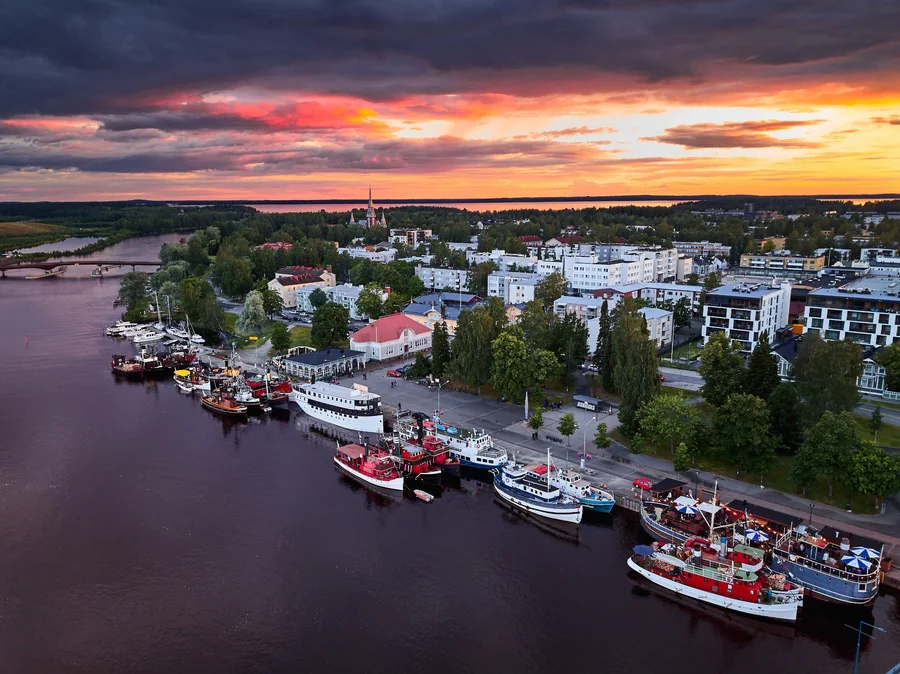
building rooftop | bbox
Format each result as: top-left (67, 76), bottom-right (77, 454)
top-left (286, 348), bottom-right (364, 366)
top-left (639, 307), bottom-right (673, 319)
top-left (350, 313), bottom-right (431, 344)
top-left (808, 276), bottom-right (900, 301)
top-left (611, 282), bottom-right (703, 293)
top-left (414, 291), bottom-right (481, 305)
top-left (707, 282), bottom-right (789, 299)
top-left (555, 295), bottom-right (609, 307)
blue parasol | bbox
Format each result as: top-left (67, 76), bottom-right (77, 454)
top-left (633, 545), bottom-right (656, 556)
top-left (745, 529), bottom-right (769, 543)
top-left (676, 504), bottom-right (699, 515)
top-left (841, 555), bottom-right (873, 570)
top-left (850, 546), bottom-right (881, 560)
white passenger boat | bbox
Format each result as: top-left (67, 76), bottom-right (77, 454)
top-left (493, 452), bottom-right (583, 524)
top-left (133, 330), bottom-right (166, 343)
top-left (396, 415), bottom-right (507, 470)
top-left (290, 381), bottom-right (384, 434)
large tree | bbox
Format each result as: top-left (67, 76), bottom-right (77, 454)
top-left (518, 299), bottom-right (553, 351)
top-left (490, 326), bottom-right (559, 401)
top-left (792, 411), bottom-right (858, 497)
top-left (466, 261), bottom-right (497, 296)
top-left (876, 342), bottom-right (900, 391)
top-left (549, 312), bottom-right (589, 384)
top-left (743, 331), bottom-right (780, 401)
top-left (235, 290), bottom-right (267, 335)
top-left (850, 441), bottom-right (900, 509)
top-left (450, 306), bottom-right (495, 393)
top-left (356, 282), bottom-right (386, 319)
top-left (310, 302), bottom-right (349, 348)
top-left (699, 331), bottom-right (745, 406)
top-left (115, 271), bottom-right (149, 314)
top-left (309, 287), bottom-right (328, 309)
top-left (714, 393), bottom-right (776, 479)
top-left (792, 333), bottom-right (862, 424)
top-left (431, 321), bottom-right (451, 379)
top-left (768, 383), bottom-right (803, 453)
top-left (557, 413), bottom-right (577, 445)
top-left (672, 297), bottom-right (691, 329)
top-left (612, 304), bottom-right (660, 436)
top-left (637, 394), bottom-right (700, 455)
top-left (594, 300), bottom-right (615, 392)
top-left (269, 322), bottom-right (291, 353)
top-left (254, 280), bottom-right (284, 318)
top-left (536, 272), bottom-right (568, 309)
top-left (181, 276), bottom-right (223, 337)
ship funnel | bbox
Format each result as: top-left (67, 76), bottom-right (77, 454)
top-left (719, 536), bottom-right (727, 559)
top-left (840, 536), bottom-right (850, 553)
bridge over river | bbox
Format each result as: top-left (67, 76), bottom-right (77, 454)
top-left (0, 259), bottom-right (161, 278)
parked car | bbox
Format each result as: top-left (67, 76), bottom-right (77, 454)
top-left (633, 477), bottom-right (653, 491)
top-left (387, 369), bottom-right (402, 378)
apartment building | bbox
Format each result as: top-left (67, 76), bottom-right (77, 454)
top-left (268, 266), bottom-right (337, 309)
top-left (609, 282), bottom-right (704, 314)
top-left (739, 252), bottom-right (825, 276)
top-left (487, 271), bottom-right (544, 304)
top-left (553, 295), bottom-right (618, 321)
top-left (702, 281), bottom-right (791, 352)
top-left (674, 241), bottom-right (733, 258)
top-left (414, 266), bottom-right (470, 291)
top-left (388, 228), bottom-right (432, 246)
top-left (336, 247), bottom-right (397, 263)
top-left (584, 306), bottom-right (672, 350)
top-left (803, 277), bottom-right (900, 348)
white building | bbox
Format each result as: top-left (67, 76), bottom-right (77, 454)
top-left (415, 266), bottom-right (470, 291)
top-left (609, 282), bottom-right (704, 314)
top-left (291, 283), bottom-right (383, 319)
top-left (466, 249), bottom-right (538, 272)
top-left (487, 271), bottom-right (545, 304)
top-left (553, 295), bottom-right (619, 321)
top-left (268, 266), bottom-right (337, 309)
top-left (389, 228), bottom-right (432, 246)
top-left (337, 247), bottom-right (397, 263)
top-left (350, 314), bottom-right (432, 362)
top-left (803, 276), bottom-right (900, 347)
top-left (674, 241), bottom-right (733, 258)
top-left (639, 307), bottom-right (675, 348)
top-left (702, 281), bottom-right (791, 352)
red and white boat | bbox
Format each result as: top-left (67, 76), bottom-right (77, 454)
top-left (628, 538), bottom-right (803, 622)
top-left (334, 443), bottom-right (404, 491)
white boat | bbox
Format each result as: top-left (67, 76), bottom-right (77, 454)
top-left (133, 330), bottom-right (165, 343)
top-left (290, 381), bottom-right (384, 434)
top-left (190, 334), bottom-right (205, 344)
top-left (334, 443), bottom-right (405, 491)
top-left (106, 321), bottom-right (139, 336)
top-left (167, 327), bottom-right (190, 340)
top-left (397, 416), bottom-right (507, 469)
top-left (550, 467), bottom-right (616, 513)
top-left (493, 452), bottom-right (583, 524)
top-left (628, 543), bottom-right (803, 622)
top-left (414, 489), bottom-right (434, 503)
top-left (175, 381), bottom-right (195, 393)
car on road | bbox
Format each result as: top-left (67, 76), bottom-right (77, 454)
top-left (387, 369), bottom-right (402, 378)
top-left (633, 477), bottom-right (653, 491)
top-left (658, 372), bottom-right (666, 382)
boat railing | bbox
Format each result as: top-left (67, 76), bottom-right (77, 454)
top-left (773, 533), bottom-right (880, 583)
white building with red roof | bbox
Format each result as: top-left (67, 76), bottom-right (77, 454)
top-left (267, 266), bottom-right (336, 308)
top-left (350, 313), bottom-right (432, 362)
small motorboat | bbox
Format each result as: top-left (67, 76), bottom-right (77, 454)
top-left (200, 394), bottom-right (247, 416)
top-left (176, 381), bottom-right (195, 393)
top-left (414, 489), bottom-right (434, 503)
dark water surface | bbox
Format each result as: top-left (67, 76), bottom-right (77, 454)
top-left (1, 235), bottom-right (899, 673)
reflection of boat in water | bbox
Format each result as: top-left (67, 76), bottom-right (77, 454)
top-left (493, 493), bottom-right (581, 544)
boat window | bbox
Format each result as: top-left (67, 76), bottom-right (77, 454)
top-left (859, 583), bottom-right (867, 592)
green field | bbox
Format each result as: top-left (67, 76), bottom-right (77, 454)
top-left (854, 414), bottom-right (900, 448)
top-left (0, 220), bottom-right (73, 252)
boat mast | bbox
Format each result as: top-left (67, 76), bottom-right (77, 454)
top-left (546, 448), bottom-right (551, 490)
top-left (154, 290), bottom-right (163, 329)
top-left (165, 295), bottom-right (171, 326)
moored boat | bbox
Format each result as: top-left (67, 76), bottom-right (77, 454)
top-left (173, 368), bottom-right (212, 392)
top-left (628, 540), bottom-right (803, 622)
top-left (334, 443), bottom-right (404, 491)
top-left (200, 394), bottom-right (247, 416)
top-left (111, 355), bottom-right (143, 379)
top-left (414, 489), bottom-right (434, 503)
top-left (106, 321), bottom-right (139, 336)
top-left (396, 414), bottom-right (507, 470)
top-left (492, 452), bottom-right (583, 524)
top-left (550, 467), bottom-right (615, 513)
top-left (392, 440), bottom-right (443, 483)
top-left (289, 381), bottom-right (384, 434)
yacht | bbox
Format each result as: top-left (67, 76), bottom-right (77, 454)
top-left (290, 381), bottom-right (383, 434)
top-left (133, 330), bottom-right (165, 344)
top-left (106, 321), bottom-right (139, 336)
top-left (550, 467), bottom-right (615, 513)
top-left (167, 326), bottom-right (190, 340)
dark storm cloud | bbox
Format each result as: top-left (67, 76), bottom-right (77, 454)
top-left (644, 120), bottom-right (823, 149)
top-left (0, 135), bottom-right (605, 174)
top-left (1, 0), bottom-right (898, 117)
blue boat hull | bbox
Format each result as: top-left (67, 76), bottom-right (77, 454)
top-left (769, 555), bottom-right (879, 605)
top-left (457, 456), bottom-right (506, 470)
top-left (580, 497), bottom-right (615, 513)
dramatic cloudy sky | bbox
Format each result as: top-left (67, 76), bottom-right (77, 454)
top-left (1, 0), bottom-right (899, 200)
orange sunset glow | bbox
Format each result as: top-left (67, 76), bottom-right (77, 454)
top-left (1, 2), bottom-right (898, 200)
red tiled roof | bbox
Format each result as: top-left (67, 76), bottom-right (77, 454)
top-left (275, 266), bottom-right (327, 284)
top-left (255, 241), bottom-right (294, 250)
top-left (517, 235), bottom-right (543, 242)
top-left (555, 235), bottom-right (583, 244)
top-left (350, 313), bottom-right (430, 344)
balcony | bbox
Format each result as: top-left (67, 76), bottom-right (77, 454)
top-left (706, 307), bottom-right (727, 318)
top-left (729, 329), bottom-right (751, 342)
top-left (848, 322), bottom-right (876, 334)
top-left (733, 320), bottom-right (754, 331)
top-left (847, 311), bottom-right (874, 322)
top-left (827, 310), bottom-right (843, 319)
top-left (828, 320), bottom-right (845, 331)
top-left (731, 309), bottom-right (752, 321)
top-left (708, 318), bottom-right (729, 329)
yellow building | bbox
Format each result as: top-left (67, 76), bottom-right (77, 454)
top-left (739, 253), bottom-right (825, 273)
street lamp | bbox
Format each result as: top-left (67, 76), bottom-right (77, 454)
top-left (435, 379), bottom-right (449, 420)
top-left (581, 416), bottom-right (597, 470)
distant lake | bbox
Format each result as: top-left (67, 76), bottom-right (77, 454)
top-left (244, 200), bottom-right (685, 213)
top-left (16, 236), bottom-right (103, 253)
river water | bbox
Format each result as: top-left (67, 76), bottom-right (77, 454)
top-left (1, 234), bottom-right (899, 673)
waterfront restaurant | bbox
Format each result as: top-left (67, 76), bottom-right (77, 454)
top-left (282, 348), bottom-right (365, 379)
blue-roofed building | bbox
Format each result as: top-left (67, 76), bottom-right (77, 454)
top-left (402, 291), bottom-right (484, 336)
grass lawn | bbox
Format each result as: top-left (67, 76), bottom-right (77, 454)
top-left (862, 398), bottom-right (900, 413)
top-left (660, 385), bottom-right (696, 400)
top-left (670, 340), bottom-right (702, 361)
top-left (854, 415), bottom-right (900, 448)
top-left (610, 429), bottom-right (876, 514)
top-left (289, 326), bottom-right (312, 347)
top-left (0, 220), bottom-right (65, 234)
